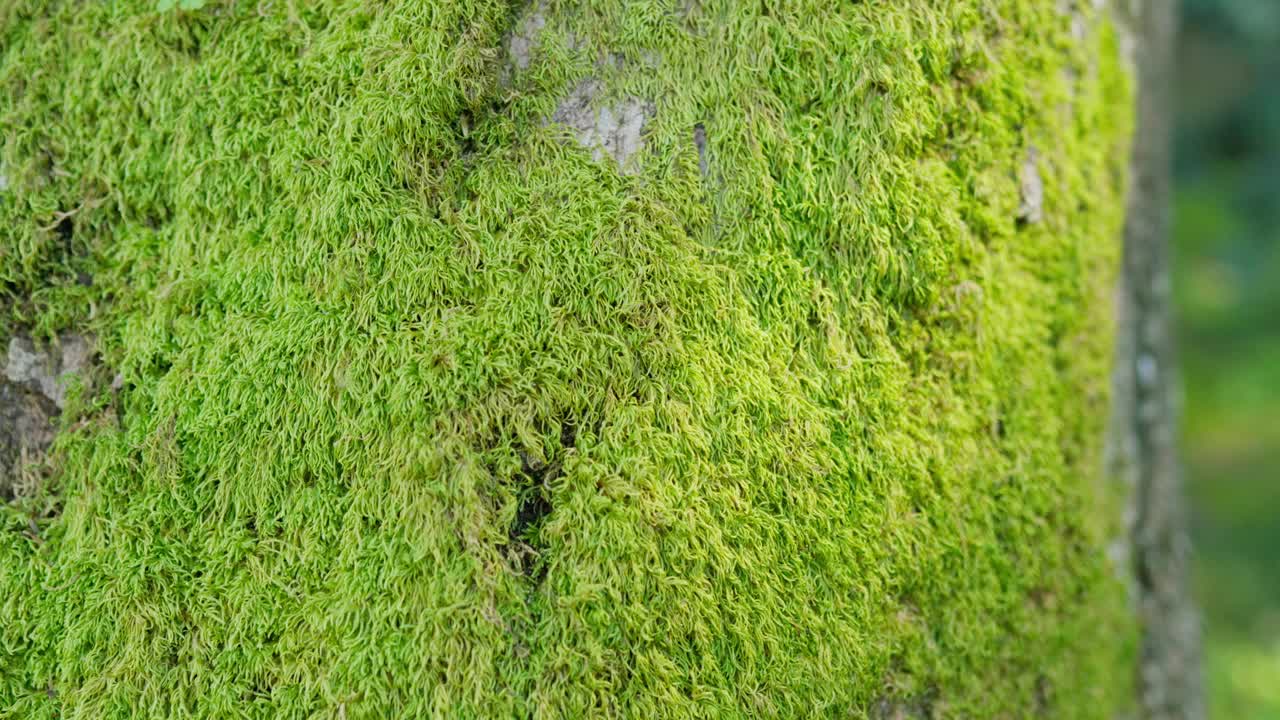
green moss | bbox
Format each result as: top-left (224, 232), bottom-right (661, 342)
top-left (1, 0), bottom-right (1134, 717)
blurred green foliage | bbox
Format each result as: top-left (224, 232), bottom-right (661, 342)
top-left (1175, 1), bottom-right (1280, 717)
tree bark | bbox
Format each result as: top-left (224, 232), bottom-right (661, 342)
top-left (1112, 1), bottom-right (1206, 717)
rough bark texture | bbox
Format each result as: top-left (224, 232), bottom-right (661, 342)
top-left (1111, 0), bottom-right (1206, 717)
top-left (0, 334), bottom-right (95, 499)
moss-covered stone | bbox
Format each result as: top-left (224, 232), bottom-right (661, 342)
top-left (1, 0), bottom-right (1135, 716)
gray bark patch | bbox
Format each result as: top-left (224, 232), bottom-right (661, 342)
top-left (871, 693), bottom-right (936, 720)
top-left (507, 4), bottom-right (546, 71)
top-left (1017, 147), bottom-right (1045, 225)
top-left (6, 333), bottom-right (95, 410)
top-left (550, 79), bottom-right (654, 172)
top-left (0, 379), bottom-right (57, 500)
top-left (2, 334), bottom-right (97, 498)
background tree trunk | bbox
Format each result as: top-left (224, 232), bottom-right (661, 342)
top-left (1113, 1), bottom-right (1206, 717)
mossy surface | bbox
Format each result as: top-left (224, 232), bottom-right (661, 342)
top-left (1, 1), bottom-right (1134, 717)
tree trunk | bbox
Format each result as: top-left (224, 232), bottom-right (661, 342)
top-left (1111, 1), bottom-right (1206, 717)
top-left (0, 0), bottom-right (1194, 717)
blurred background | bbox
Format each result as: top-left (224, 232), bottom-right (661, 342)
top-left (1175, 0), bottom-right (1280, 716)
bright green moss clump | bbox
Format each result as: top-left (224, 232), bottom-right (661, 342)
top-left (2, 0), bottom-right (1134, 716)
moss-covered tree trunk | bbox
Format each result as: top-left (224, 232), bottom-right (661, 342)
top-left (1, 0), bottom-right (1196, 717)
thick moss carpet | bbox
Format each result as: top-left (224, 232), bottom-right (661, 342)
top-left (1, 1), bottom-right (1134, 717)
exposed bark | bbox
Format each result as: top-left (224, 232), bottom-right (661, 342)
top-left (1, 334), bottom-right (95, 499)
top-left (1112, 1), bottom-right (1205, 717)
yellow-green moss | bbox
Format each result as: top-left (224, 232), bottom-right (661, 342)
top-left (1, 0), bottom-right (1135, 717)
